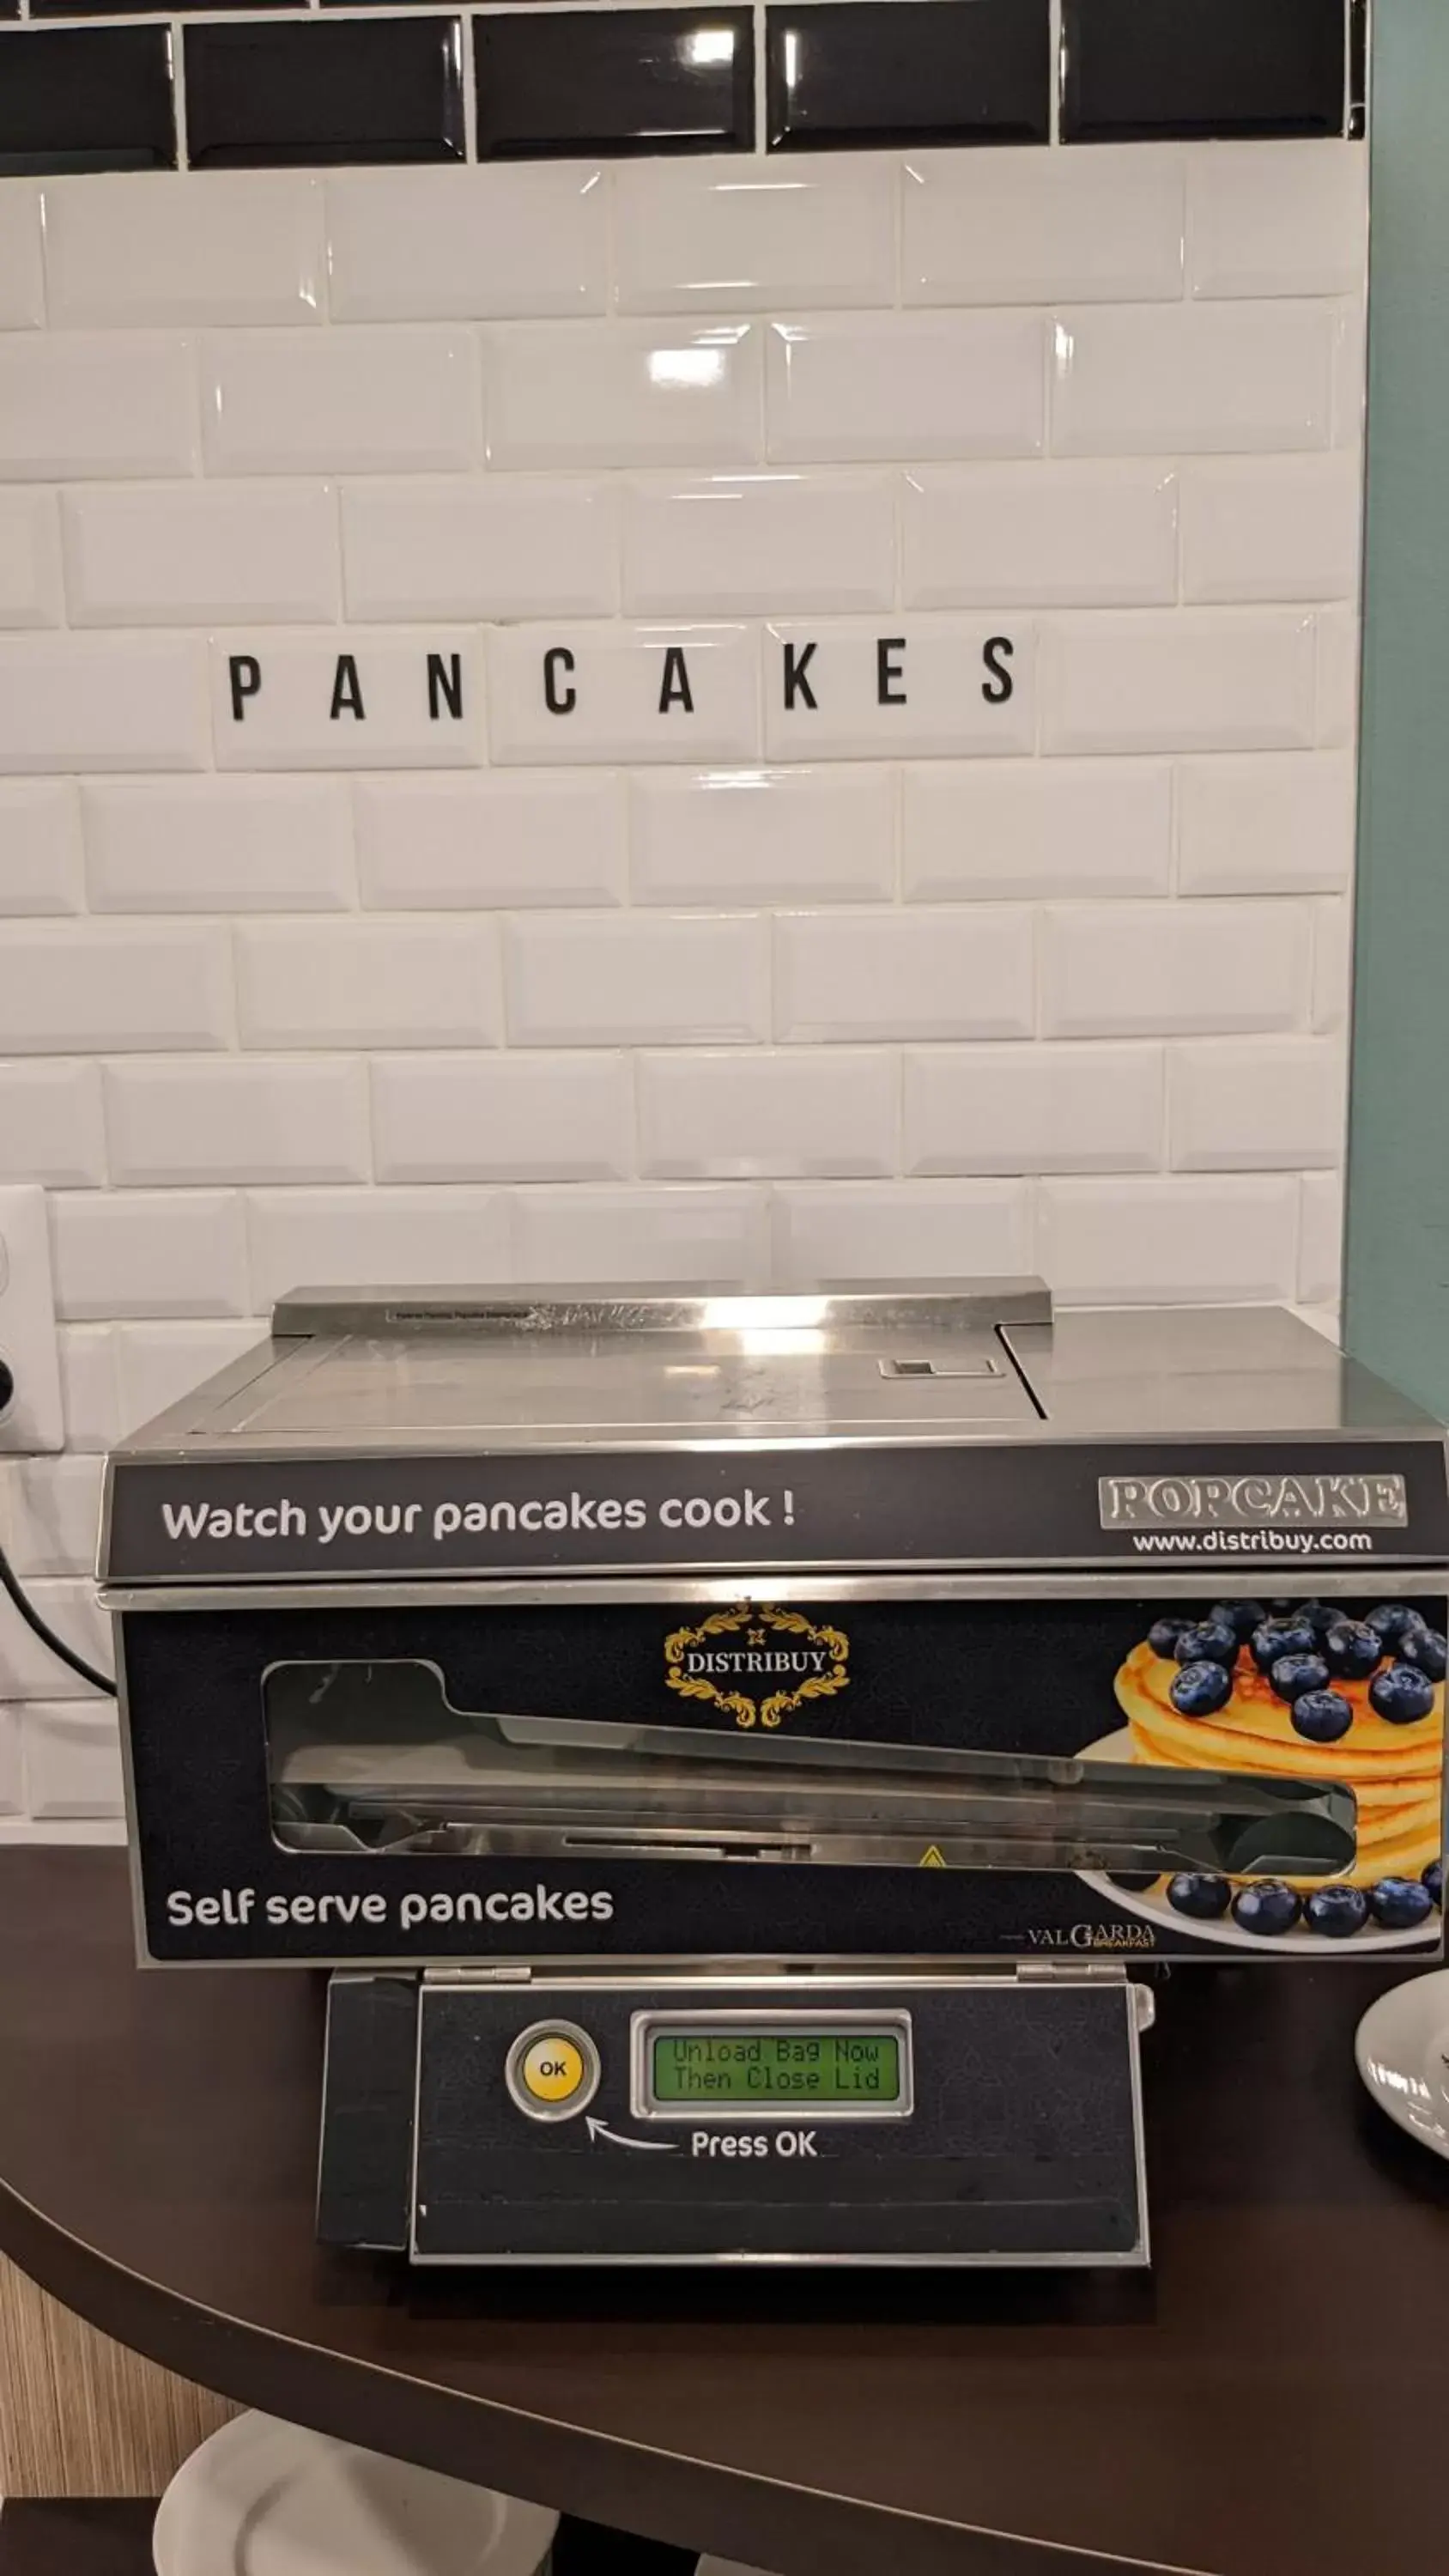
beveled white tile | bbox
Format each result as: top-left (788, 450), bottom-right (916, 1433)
top-left (235, 920), bottom-right (500, 1049)
top-left (1169, 1037), bottom-right (1346, 1171)
top-left (511, 1184), bottom-right (767, 1289)
top-left (1176, 753), bottom-right (1355, 896)
top-left (106, 1058), bottom-right (370, 1186)
top-left (211, 632), bottom-right (484, 772)
top-left (0, 1064), bottom-right (105, 1188)
top-left (0, 336), bottom-right (197, 481)
top-left (1333, 298), bottom-right (1367, 450)
top-left (622, 473), bottom-right (894, 617)
top-left (246, 1188), bottom-right (512, 1308)
top-left (1188, 142), bottom-right (1367, 301)
top-left (0, 924), bottom-right (231, 1054)
top-left (0, 493), bottom-right (62, 629)
top-left (113, 1322), bottom-right (265, 1441)
top-left (506, 913), bottom-right (768, 1047)
top-left (43, 174), bottom-right (324, 328)
top-left (1040, 902), bottom-right (1313, 1038)
top-left (1052, 305), bottom-right (1337, 457)
top-left (765, 619), bottom-right (1034, 762)
top-left (0, 187), bottom-right (45, 331)
top-left (0, 1591), bottom-right (110, 1699)
top-left (768, 314), bottom-right (1046, 464)
top-left (1180, 456), bottom-right (1362, 605)
top-left (630, 767), bottom-right (894, 906)
top-left (21, 1704), bottom-right (124, 1818)
top-left (776, 907), bottom-right (1034, 1042)
top-left (1040, 613), bottom-right (1317, 756)
top-left (63, 483), bottom-right (340, 627)
top-left (0, 1455), bottom-right (105, 1580)
top-left (355, 772), bottom-right (627, 909)
top-left (1316, 605), bottom-right (1361, 748)
top-left (372, 1054), bottom-right (634, 1183)
top-left (0, 782), bottom-right (84, 917)
top-left (1299, 1171), bottom-right (1345, 1308)
top-left (326, 167), bottom-right (606, 321)
top-left (1312, 895), bottom-right (1353, 1035)
top-left (488, 623), bottom-right (758, 766)
top-left (83, 777), bottom-right (355, 914)
top-left (342, 477), bottom-right (618, 622)
top-left (905, 1042), bottom-right (1164, 1176)
top-left (905, 147), bottom-right (1184, 306)
top-left (0, 636), bottom-right (209, 775)
top-left (904, 465), bottom-right (1177, 610)
top-left (773, 1182), bottom-right (1033, 1286)
top-left (614, 158), bottom-right (895, 313)
top-left (50, 1189), bottom-right (249, 1321)
top-left (58, 1327), bottom-right (122, 1454)
top-left (485, 322), bottom-right (762, 470)
top-left (1038, 1176), bottom-right (1301, 1306)
top-left (637, 1049), bottom-right (896, 1180)
top-left (0, 1711), bottom-right (23, 1810)
top-left (204, 329), bottom-right (480, 475)
top-left (903, 761), bottom-right (1171, 902)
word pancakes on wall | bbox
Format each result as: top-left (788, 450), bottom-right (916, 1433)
top-left (217, 627), bottom-right (1022, 767)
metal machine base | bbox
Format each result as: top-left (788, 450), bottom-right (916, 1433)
top-left (318, 1967), bottom-right (1153, 2269)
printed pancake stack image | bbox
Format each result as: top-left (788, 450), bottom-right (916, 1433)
top-left (1115, 1601), bottom-right (1445, 1893)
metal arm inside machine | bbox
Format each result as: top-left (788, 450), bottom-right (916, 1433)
top-left (267, 1663), bottom-right (1356, 1880)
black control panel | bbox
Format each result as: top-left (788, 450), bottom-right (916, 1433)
top-left (319, 1973), bottom-right (1149, 2267)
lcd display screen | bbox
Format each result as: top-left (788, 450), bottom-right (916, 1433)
top-left (649, 2026), bottom-right (903, 2105)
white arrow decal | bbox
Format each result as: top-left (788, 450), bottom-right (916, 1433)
top-left (585, 2116), bottom-right (679, 2153)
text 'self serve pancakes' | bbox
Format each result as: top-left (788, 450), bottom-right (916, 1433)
top-left (1113, 1601), bottom-right (1446, 1935)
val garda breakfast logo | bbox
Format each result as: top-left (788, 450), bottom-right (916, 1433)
top-left (664, 1605), bottom-right (850, 1731)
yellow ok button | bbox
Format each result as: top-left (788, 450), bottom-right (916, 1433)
top-left (506, 2021), bottom-right (600, 2122)
top-left (522, 2036), bottom-right (585, 2101)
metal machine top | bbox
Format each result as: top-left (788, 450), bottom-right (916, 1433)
top-left (107, 1281), bottom-right (1436, 1460)
top-left (100, 1283), bottom-right (1448, 1587)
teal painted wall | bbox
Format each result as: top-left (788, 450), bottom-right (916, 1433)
top-left (1345, 0), bottom-right (1449, 1412)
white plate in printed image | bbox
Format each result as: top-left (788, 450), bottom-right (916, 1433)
top-left (1075, 1728), bottom-right (1443, 1956)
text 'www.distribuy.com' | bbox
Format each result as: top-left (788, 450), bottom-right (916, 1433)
top-left (1129, 1528), bottom-right (1376, 1556)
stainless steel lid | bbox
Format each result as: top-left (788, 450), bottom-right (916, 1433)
top-left (100, 1282), bottom-right (1449, 1589)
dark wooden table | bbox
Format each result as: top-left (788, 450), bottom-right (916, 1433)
top-left (1, 1851), bottom-right (1446, 2576)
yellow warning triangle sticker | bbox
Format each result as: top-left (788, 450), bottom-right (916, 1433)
top-left (919, 1845), bottom-right (948, 1869)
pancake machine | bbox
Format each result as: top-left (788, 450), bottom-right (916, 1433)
top-left (100, 1283), bottom-right (1449, 2268)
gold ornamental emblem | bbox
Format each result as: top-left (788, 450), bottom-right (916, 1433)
top-left (664, 1603), bottom-right (850, 1730)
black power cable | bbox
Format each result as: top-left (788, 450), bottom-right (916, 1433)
top-left (0, 1530), bottom-right (117, 1698)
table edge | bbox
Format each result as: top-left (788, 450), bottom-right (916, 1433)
top-left (0, 2164), bottom-right (1129, 2576)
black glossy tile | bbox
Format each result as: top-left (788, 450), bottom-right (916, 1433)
top-left (185, 16), bottom-right (464, 167)
top-left (0, 25), bottom-right (175, 173)
top-left (1062, 0), bottom-right (1348, 142)
top-left (767, 0), bottom-right (1051, 150)
top-left (476, 8), bottom-right (754, 161)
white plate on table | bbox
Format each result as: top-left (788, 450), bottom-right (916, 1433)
top-left (153, 2412), bottom-right (556, 2576)
top-left (1355, 1969), bottom-right (1449, 2161)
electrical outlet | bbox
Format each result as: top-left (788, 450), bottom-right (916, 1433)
top-left (0, 1187), bottom-right (64, 1455)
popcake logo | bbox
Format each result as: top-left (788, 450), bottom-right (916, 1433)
top-left (1099, 1473), bottom-right (1409, 1530)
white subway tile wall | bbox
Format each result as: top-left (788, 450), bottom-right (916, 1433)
top-left (0, 138), bottom-right (1367, 1833)
top-left (0, 491), bottom-right (64, 631)
top-left (0, 186), bottom-right (45, 334)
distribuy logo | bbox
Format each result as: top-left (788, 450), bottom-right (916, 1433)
top-left (1099, 1472), bottom-right (1409, 1531)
